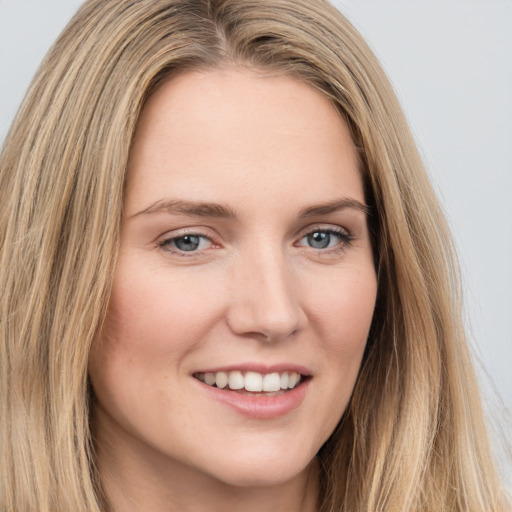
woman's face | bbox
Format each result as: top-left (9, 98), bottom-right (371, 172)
top-left (89, 69), bottom-right (377, 492)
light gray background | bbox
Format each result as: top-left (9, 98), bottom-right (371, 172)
top-left (1, 0), bottom-right (511, 477)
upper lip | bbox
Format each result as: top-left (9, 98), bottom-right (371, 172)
top-left (192, 363), bottom-right (312, 376)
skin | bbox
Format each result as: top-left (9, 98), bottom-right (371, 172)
top-left (88, 68), bottom-right (377, 512)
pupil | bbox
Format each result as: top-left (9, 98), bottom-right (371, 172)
top-left (175, 235), bottom-right (200, 251)
top-left (308, 232), bottom-right (330, 249)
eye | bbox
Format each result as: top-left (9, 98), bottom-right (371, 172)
top-left (297, 228), bottom-right (352, 250)
top-left (159, 234), bottom-right (213, 253)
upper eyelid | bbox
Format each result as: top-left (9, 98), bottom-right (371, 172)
top-left (159, 223), bottom-right (352, 239)
top-left (295, 223), bottom-right (351, 238)
top-left (158, 226), bottom-right (217, 242)
top-left (157, 229), bottom-right (219, 254)
top-left (296, 227), bottom-right (353, 245)
top-left (157, 222), bottom-right (353, 247)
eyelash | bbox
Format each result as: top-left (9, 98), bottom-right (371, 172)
top-left (157, 226), bottom-right (354, 257)
top-left (157, 231), bottom-right (219, 256)
top-left (296, 227), bottom-right (354, 254)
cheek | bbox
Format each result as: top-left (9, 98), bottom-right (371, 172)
top-left (87, 266), bottom-right (224, 434)
top-left (305, 265), bottom-right (376, 423)
top-left (100, 263), bottom-right (225, 359)
top-left (309, 265), bottom-right (377, 352)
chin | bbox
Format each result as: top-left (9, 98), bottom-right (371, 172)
top-left (198, 448), bottom-right (316, 488)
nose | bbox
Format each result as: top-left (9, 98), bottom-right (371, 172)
top-left (226, 248), bottom-right (308, 342)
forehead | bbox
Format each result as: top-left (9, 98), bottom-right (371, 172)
top-left (125, 68), bottom-right (363, 215)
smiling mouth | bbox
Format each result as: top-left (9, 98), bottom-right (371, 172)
top-left (193, 370), bottom-right (304, 395)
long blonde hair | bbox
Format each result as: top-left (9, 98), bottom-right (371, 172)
top-left (0, 0), bottom-right (508, 510)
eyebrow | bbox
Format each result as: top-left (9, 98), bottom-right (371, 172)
top-left (298, 198), bottom-right (369, 218)
top-left (130, 199), bottom-right (238, 219)
top-left (130, 197), bottom-right (369, 219)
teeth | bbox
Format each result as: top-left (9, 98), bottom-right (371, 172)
top-left (195, 370), bottom-right (303, 392)
top-left (228, 371), bottom-right (244, 390)
top-left (262, 372), bottom-right (281, 392)
top-left (245, 371), bottom-right (263, 392)
top-left (215, 371), bottom-right (228, 389)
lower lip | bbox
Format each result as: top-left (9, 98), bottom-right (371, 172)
top-left (196, 379), bottom-right (309, 419)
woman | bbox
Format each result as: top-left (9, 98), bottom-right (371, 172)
top-left (0, 0), bottom-right (508, 510)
